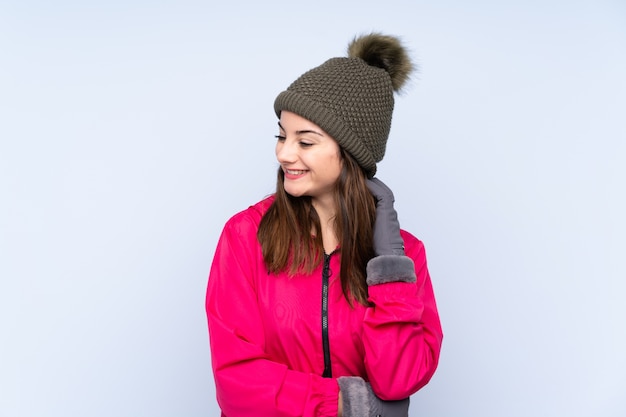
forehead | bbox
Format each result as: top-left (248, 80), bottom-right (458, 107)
top-left (279, 111), bottom-right (324, 131)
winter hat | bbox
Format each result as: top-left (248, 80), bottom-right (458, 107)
top-left (274, 32), bottom-right (414, 177)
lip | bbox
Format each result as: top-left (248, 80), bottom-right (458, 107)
top-left (283, 168), bottom-right (308, 180)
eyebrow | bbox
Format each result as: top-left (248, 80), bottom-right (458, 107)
top-left (277, 122), bottom-right (324, 137)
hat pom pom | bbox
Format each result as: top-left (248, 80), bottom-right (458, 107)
top-left (347, 32), bottom-right (414, 92)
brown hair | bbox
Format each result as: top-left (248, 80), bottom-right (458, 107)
top-left (257, 149), bottom-right (376, 306)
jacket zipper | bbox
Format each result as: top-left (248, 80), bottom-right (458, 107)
top-left (321, 253), bottom-right (332, 378)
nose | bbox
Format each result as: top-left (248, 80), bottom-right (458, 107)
top-left (276, 138), bottom-right (297, 164)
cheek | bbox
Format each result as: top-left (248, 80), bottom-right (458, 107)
top-left (327, 156), bottom-right (343, 179)
top-left (333, 152), bottom-right (343, 171)
top-left (274, 142), bottom-right (281, 159)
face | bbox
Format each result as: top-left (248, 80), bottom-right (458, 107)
top-left (275, 111), bottom-right (343, 206)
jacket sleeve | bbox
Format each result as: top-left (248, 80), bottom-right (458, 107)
top-left (361, 233), bottom-right (443, 400)
top-left (206, 214), bottom-right (339, 417)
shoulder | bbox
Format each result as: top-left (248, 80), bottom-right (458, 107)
top-left (400, 229), bottom-right (432, 277)
top-left (400, 229), bottom-right (427, 258)
top-left (223, 195), bottom-right (275, 234)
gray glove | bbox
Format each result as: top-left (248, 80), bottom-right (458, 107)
top-left (365, 178), bottom-right (416, 286)
top-left (367, 178), bottom-right (405, 256)
top-left (338, 376), bottom-right (410, 417)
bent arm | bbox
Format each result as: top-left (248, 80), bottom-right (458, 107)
top-left (362, 236), bottom-right (443, 400)
top-left (207, 217), bottom-right (339, 417)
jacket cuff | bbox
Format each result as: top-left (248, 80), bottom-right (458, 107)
top-left (366, 255), bottom-right (416, 285)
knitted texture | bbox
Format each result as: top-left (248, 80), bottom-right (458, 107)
top-left (274, 33), bottom-right (413, 177)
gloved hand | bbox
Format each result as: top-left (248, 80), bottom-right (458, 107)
top-left (365, 178), bottom-right (416, 286)
top-left (367, 178), bottom-right (405, 256)
top-left (338, 376), bottom-right (409, 417)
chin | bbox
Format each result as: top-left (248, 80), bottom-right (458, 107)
top-left (283, 186), bottom-right (306, 198)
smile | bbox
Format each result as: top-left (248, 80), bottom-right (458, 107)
top-left (286, 169), bottom-right (307, 175)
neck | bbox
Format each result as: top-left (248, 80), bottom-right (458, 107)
top-left (312, 198), bottom-right (338, 254)
top-left (312, 195), bottom-right (335, 222)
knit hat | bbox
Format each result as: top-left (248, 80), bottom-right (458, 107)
top-left (274, 33), bottom-right (414, 177)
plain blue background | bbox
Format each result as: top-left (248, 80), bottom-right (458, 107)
top-left (1, 1), bottom-right (625, 416)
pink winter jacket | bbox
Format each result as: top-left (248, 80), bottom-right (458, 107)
top-left (206, 196), bottom-right (443, 417)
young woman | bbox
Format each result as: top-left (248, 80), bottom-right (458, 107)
top-left (206, 33), bottom-right (443, 417)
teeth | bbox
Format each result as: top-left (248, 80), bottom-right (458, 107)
top-left (287, 169), bottom-right (306, 175)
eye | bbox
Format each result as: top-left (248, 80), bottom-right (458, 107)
top-left (299, 141), bottom-right (313, 148)
top-left (274, 135), bottom-right (286, 142)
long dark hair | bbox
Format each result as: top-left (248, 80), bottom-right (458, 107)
top-left (257, 149), bottom-right (376, 306)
